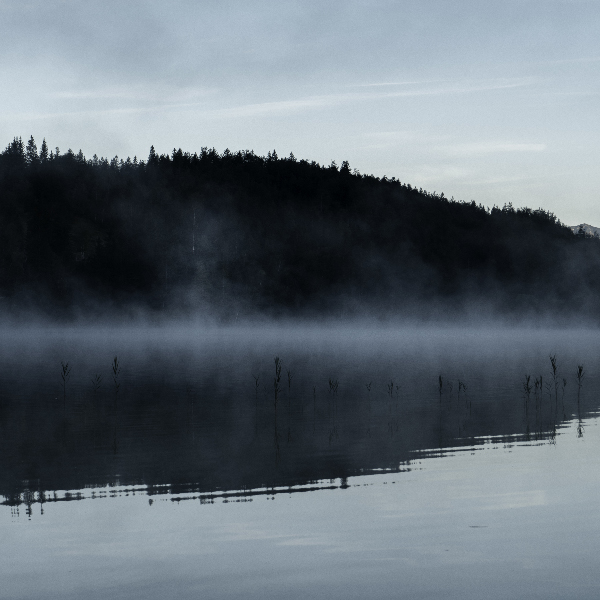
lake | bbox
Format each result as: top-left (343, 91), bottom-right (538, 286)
top-left (1, 323), bottom-right (599, 599)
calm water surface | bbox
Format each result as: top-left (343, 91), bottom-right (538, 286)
top-left (1, 324), bottom-right (599, 599)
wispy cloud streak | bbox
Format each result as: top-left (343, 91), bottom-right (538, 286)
top-left (0, 77), bottom-right (538, 123)
top-left (442, 142), bottom-right (547, 156)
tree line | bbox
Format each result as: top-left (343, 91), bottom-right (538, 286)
top-left (0, 135), bottom-right (598, 320)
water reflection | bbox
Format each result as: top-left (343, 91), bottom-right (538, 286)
top-left (1, 326), bottom-right (598, 514)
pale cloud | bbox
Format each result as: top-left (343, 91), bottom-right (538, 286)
top-left (277, 536), bottom-right (331, 547)
top-left (380, 78), bottom-right (538, 98)
top-left (442, 142), bottom-right (547, 156)
top-left (2, 77), bottom-right (538, 127)
top-left (362, 131), bottom-right (449, 150)
top-left (205, 96), bottom-right (338, 118)
top-left (348, 77), bottom-right (537, 97)
top-left (50, 86), bottom-right (218, 102)
top-left (543, 56), bottom-right (600, 65)
top-left (350, 79), bottom-right (444, 87)
top-left (193, 77), bottom-right (538, 120)
top-left (366, 131), bottom-right (438, 141)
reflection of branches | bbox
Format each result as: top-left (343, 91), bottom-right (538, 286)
top-left (91, 374), bottom-right (102, 405)
top-left (273, 424), bottom-right (281, 461)
top-left (328, 425), bottom-right (339, 445)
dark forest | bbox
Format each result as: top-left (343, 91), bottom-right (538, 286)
top-left (1, 135), bottom-right (598, 321)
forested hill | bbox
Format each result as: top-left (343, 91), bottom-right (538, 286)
top-left (1, 135), bottom-right (599, 321)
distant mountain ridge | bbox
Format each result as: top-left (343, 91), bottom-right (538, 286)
top-left (570, 223), bottom-right (600, 237)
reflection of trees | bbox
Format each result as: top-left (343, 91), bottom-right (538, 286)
top-left (0, 352), bottom-right (593, 511)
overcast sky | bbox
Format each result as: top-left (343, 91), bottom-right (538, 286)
top-left (1, 0), bottom-right (599, 224)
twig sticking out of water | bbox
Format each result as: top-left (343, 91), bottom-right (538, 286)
top-left (60, 362), bottom-right (71, 413)
top-left (286, 368), bottom-right (294, 417)
top-left (252, 374), bottom-right (260, 435)
top-left (328, 378), bottom-right (339, 397)
top-left (438, 375), bottom-right (443, 403)
top-left (550, 354), bottom-right (557, 381)
top-left (523, 374), bottom-right (532, 414)
top-left (328, 378), bottom-right (339, 435)
top-left (271, 357), bottom-right (282, 461)
top-left (112, 356), bottom-right (121, 411)
top-left (110, 356), bottom-right (121, 454)
top-left (387, 380), bottom-right (394, 414)
top-left (328, 378), bottom-right (339, 413)
top-left (458, 380), bottom-right (467, 402)
top-left (576, 365), bottom-right (584, 403)
top-left (273, 357), bottom-right (282, 411)
top-left (550, 354), bottom-right (559, 409)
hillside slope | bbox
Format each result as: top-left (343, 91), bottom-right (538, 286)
top-left (1, 136), bottom-right (599, 320)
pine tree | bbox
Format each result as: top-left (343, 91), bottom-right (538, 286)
top-left (39, 138), bottom-right (49, 162)
top-left (6, 136), bottom-right (24, 157)
top-left (26, 135), bottom-right (38, 165)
